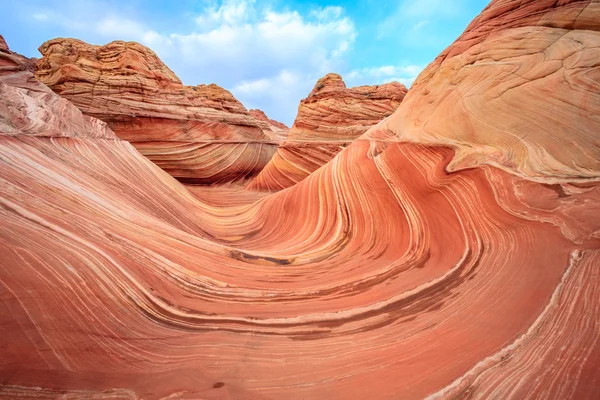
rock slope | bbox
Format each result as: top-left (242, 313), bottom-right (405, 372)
top-left (35, 38), bottom-right (282, 184)
top-left (0, 36), bottom-right (114, 140)
top-left (249, 73), bottom-right (407, 191)
top-left (1, 0), bottom-right (600, 398)
top-left (384, 0), bottom-right (600, 182)
top-left (249, 109), bottom-right (289, 143)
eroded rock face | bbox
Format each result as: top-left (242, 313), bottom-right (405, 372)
top-left (249, 73), bottom-right (407, 191)
top-left (0, 35), bottom-right (114, 139)
top-left (248, 108), bottom-right (289, 143)
top-left (0, 35), bottom-right (37, 76)
top-left (34, 38), bottom-right (279, 184)
top-left (0, 35), bottom-right (8, 51)
top-left (1, 1), bottom-right (600, 398)
top-left (290, 73), bottom-right (407, 142)
top-left (385, 0), bottom-right (600, 182)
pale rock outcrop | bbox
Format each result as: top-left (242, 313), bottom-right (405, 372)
top-left (0, 35), bottom-right (114, 139)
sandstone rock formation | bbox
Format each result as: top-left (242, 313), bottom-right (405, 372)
top-left (0, 34), bottom-right (36, 74)
top-left (0, 35), bottom-right (114, 139)
top-left (249, 73), bottom-right (407, 191)
top-left (289, 73), bottom-right (407, 141)
top-left (34, 38), bottom-right (280, 184)
top-left (383, 0), bottom-right (600, 182)
top-left (249, 109), bottom-right (289, 142)
top-left (1, 0), bottom-right (600, 398)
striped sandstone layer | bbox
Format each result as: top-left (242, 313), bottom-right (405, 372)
top-left (1, 0), bottom-right (600, 398)
top-left (249, 109), bottom-right (289, 143)
top-left (34, 38), bottom-right (284, 184)
top-left (249, 73), bottom-right (407, 191)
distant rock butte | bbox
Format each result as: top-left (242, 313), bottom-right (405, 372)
top-left (34, 38), bottom-right (280, 184)
top-left (249, 109), bottom-right (289, 143)
top-left (249, 73), bottom-right (407, 191)
top-left (290, 73), bottom-right (407, 142)
top-left (382, 0), bottom-right (600, 182)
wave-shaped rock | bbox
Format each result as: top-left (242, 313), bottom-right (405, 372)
top-left (1, 0), bottom-right (600, 398)
top-left (249, 73), bottom-right (407, 191)
top-left (34, 38), bottom-right (280, 184)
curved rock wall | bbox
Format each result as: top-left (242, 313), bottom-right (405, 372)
top-left (386, 0), bottom-right (600, 182)
top-left (34, 38), bottom-right (284, 184)
top-left (1, 0), bottom-right (600, 397)
top-left (249, 73), bottom-right (407, 191)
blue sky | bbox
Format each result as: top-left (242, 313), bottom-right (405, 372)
top-left (2, 0), bottom-right (490, 125)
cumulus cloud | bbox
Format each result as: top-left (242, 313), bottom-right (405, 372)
top-left (232, 70), bottom-right (317, 126)
top-left (95, 1), bottom-right (357, 125)
top-left (148, 4), bottom-right (356, 84)
top-left (346, 65), bottom-right (424, 88)
top-left (26, 0), bottom-right (357, 124)
top-left (143, 1), bottom-right (356, 124)
top-left (196, 0), bottom-right (258, 27)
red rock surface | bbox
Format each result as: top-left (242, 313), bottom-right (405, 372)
top-left (1, 1), bottom-right (600, 398)
top-left (384, 0), bottom-right (600, 182)
top-left (288, 73), bottom-right (407, 142)
top-left (249, 73), bottom-right (407, 191)
top-left (0, 35), bottom-right (114, 139)
top-left (249, 109), bottom-right (289, 143)
top-left (0, 35), bottom-right (37, 75)
top-left (34, 38), bottom-right (279, 184)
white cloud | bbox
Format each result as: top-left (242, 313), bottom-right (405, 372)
top-left (25, 0), bottom-right (361, 125)
top-left (96, 16), bottom-right (148, 39)
top-left (232, 70), bottom-right (317, 126)
top-left (196, 0), bottom-right (257, 27)
top-left (137, 1), bottom-right (356, 124)
top-left (310, 6), bottom-right (343, 21)
top-left (32, 13), bottom-right (48, 21)
top-left (346, 65), bottom-right (424, 88)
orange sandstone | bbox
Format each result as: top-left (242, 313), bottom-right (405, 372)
top-left (249, 73), bottom-right (407, 191)
top-left (1, 1), bottom-right (600, 398)
top-left (35, 38), bottom-right (280, 184)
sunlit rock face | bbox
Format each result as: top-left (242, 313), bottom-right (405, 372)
top-left (288, 73), bottom-right (407, 142)
top-left (0, 35), bottom-right (36, 74)
top-left (34, 38), bottom-right (281, 184)
top-left (1, 0), bottom-right (600, 398)
top-left (249, 73), bottom-right (407, 191)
